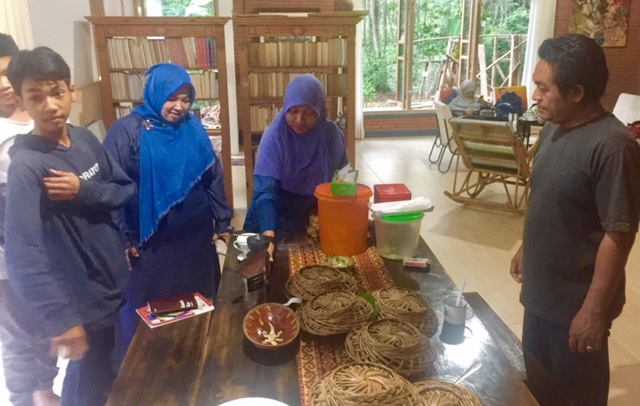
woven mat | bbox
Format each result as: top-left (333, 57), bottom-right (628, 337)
top-left (288, 241), bottom-right (395, 406)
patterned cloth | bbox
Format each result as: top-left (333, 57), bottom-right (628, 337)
top-left (288, 241), bottom-right (394, 405)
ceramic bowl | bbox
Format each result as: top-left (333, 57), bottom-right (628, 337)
top-left (243, 303), bottom-right (300, 350)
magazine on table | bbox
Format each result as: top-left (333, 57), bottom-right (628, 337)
top-left (136, 292), bottom-right (215, 328)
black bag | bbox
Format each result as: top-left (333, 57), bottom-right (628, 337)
top-left (494, 92), bottom-right (524, 121)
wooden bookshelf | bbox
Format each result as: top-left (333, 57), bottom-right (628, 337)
top-left (86, 16), bottom-right (234, 208)
top-left (234, 12), bottom-right (367, 203)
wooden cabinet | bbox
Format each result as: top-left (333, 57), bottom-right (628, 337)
top-left (86, 17), bottom-right (234, 208)
top-left (233, 12), bottom-right (366, 203)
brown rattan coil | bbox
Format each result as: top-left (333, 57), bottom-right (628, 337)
top-left (286, 265), bottom-right (358, 301)
top-left (345, 318), bottom-right (437, 377)
top-left (297, 291), bottom-right (373, 336)
top-left (372, 287), bottom-right (439, 337)
top-left (309, 362), bottom-right (424, 406)
top-left (414, 380), bottom-right (483, 406)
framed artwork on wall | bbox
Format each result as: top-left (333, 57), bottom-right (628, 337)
top-left (569, 0), bottom-right (631, 47)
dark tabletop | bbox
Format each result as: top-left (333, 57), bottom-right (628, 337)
top-left (108, 232), bottom-right (540, 406)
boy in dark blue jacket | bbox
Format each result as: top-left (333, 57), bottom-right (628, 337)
top-left (4, 47), bottom-right (135, 406)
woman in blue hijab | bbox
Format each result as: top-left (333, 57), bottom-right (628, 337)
top-left (243, 74), bottom-right (348, 246)
top-left (103, 63), bottom-right (233, 344)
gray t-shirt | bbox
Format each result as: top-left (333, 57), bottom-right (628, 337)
top-left (521, 114), bottom-right (640, 327)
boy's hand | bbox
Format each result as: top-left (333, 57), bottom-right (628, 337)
top-left (50, 325), bottom-right (89, 361)
top-left (44, 169), bottom-right (80, 201)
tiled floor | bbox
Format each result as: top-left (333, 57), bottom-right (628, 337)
top-left (3, 135), bottom-right (640, 405)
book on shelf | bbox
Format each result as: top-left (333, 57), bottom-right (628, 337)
top-left (248, 38), bottom-right (347, 68)
top-left (136, 292), bottom-right (214, 328)
top-left (107, 36), bottom-right (218, 70)
top-left (248, 72), bottom-right (347, 99)
top-left (110, 69), bottom-right (218, 101)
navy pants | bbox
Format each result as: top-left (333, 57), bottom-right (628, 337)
top-left (61, 317), bottom-right (122, 406)
top-left (523, 310), bottom-right (610, 406)
top-left (0, 280), bottom-right (59, 406)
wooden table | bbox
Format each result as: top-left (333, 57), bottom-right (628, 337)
top-left (109, 232), bottom-right (542, 406)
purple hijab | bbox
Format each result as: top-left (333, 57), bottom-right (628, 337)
top-left (254, 75), bottom-right (347, 196)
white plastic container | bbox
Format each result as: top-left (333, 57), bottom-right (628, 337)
top-left (374, 212), bottom-right (424, 260)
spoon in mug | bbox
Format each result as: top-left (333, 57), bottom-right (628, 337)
top-left (454, 360), bottom-right (482, 384)
top-left (282, 297), bottom-right (302, 307)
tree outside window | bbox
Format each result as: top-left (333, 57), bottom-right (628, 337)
top-left (143, 0), bottom-right (216, 17)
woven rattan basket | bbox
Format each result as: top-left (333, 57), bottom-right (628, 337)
top-left (372, 287), bottom-right (439, 337)
top-left (297, 291), bottom-right (373, 336)
top-left (309, 362), bottom-right (424, 406)
top-left (345, 319), bottom-right (437, 377)
top-left (286, 265), bottom-right (358, 301)
top-left (414, 380), bottom-right (483, 406)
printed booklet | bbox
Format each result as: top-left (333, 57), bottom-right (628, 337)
top-left (136, 292), bottom-right (214, 328)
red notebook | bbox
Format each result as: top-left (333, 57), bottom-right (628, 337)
top-left (137, 292), bottom-right (214, 329)
top-left (148, 294), bottom-right (197, 316)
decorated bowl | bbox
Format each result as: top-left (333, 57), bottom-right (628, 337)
top-left (243, 303), bottom-right (300, 350)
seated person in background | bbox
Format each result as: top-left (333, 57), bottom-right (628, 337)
top-left (243, 75), bottom-right (348, 256)
top-left (494, 87), bottom-right (524, 120)
top-left (448, 79), bottom-right (490, 116)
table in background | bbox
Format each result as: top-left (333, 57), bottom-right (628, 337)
top-left (109, 233), bottom-right (543, 406)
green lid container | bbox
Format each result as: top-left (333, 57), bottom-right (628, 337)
top-left (380, 212), bottom-right (424, 223)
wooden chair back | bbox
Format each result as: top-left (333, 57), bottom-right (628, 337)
top-left (445, 117), bottom-right (530, 213)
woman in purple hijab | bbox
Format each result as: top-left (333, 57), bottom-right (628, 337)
top-left (243, 75), bottom-right (348, 242)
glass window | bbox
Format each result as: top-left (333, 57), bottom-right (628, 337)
top-left (143, 0), bottom-right (216, 17)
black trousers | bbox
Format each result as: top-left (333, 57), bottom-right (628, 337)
top-left (523, 310), bottom-right (610, 406)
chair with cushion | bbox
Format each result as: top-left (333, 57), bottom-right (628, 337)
top-left (428, 100), bottom-right (458, 173)
top-left (444, 117), bottom-right (531, 213)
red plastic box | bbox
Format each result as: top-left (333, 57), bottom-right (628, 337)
top-left (373, 183), bottom-right (412, 203)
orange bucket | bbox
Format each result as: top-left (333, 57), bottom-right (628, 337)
top-left (314, 183), bottom-right (372, 256)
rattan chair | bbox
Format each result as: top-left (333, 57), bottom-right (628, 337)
top-left (444, 117), bottom-right (531, 213)
top-left (428, 100), bottom-right (458, 173)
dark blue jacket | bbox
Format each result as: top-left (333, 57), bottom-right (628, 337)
top-left (103, 113), bottom-right (233, 248)
top-left (4, 126), bottom-right (135, 337)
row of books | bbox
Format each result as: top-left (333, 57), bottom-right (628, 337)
top-left (115, 105), bottom-right (134, 119)
top-left (248, 38), bottom-right (348, 68)
top-left (249, 105), bottom-right (282, 133)
top-left (110, 71), bottom-right (220, 101)
top-left (248, 72), bottom-right (348, 98)
top-left (107, 37), bottom-right (218, 70)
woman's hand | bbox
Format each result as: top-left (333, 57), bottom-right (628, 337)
top-left (125, 246), bottom-right (139, 271)
top-left (263, 231), bottom-right (276, 263)
top-left (212, 232), bottom-right (232, 246)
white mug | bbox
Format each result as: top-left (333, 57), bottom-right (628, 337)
top-left (443, 295), bottom-right (474, 325)
top-left (233, 233), bottom-right (258, 254)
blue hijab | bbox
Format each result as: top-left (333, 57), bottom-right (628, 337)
top-left (133, 63), bottom-right (214, 245)
top-left (254, 74), bottom-right (345, 196)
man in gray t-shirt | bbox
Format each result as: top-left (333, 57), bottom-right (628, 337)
top-left (510, 34), bottom-right (640, 406)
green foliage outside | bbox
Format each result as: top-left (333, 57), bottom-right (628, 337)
top-left (157, 0), bottom-right (216, 17)
top-left (362, 0), bottom-right (530, 104)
